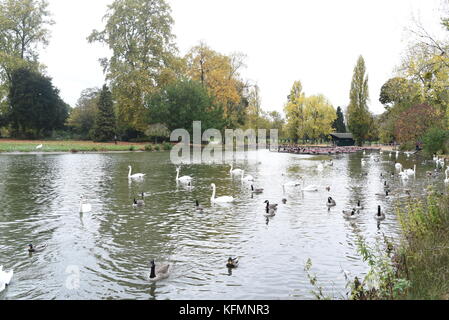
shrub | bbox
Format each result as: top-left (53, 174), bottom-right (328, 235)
top-left (154, 145), bottom-right (160, 151)
top-left (145, 144), bottom-right (153, 151)
top-left (163, 142), bottom-right (172, 151)
top-left (129, 145), bottom-right (135, 151)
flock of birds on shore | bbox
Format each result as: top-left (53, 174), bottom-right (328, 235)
top-left (1, 148), bottom-right (448, 291)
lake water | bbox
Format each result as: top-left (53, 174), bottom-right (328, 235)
top-left (0, 149), bottom-right (445, 300)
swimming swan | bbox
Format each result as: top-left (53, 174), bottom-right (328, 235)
top-left (0, 266), bottom-right (13, 292)
top-left (176, 167), bottom-right (192, 183)
top-left (210, 184), bottom-right (234, 203)
top-left (241, 170), bottom-right (254, 182)
top-left (229, 164), bottom-right (244, 176)
top-left (79, 196), bottom-right (92, 213)
top-left (128, 166), bottom-right (145, 179)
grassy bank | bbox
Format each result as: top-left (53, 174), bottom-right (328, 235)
top-left (0, 139), bottom-right (172, 153)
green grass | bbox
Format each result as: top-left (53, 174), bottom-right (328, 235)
top-left (0, 139), bottom-right (171, 153)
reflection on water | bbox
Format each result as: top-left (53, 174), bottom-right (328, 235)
top-left (0, 150), bottom-right (445, 299)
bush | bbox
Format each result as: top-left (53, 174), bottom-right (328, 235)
top-left (129, 145), bottom-right (135, 151)
top-left (422, 127), bottom-right (448, 155)
top-left (154, 145), bottom-right (160, 151)
top-left (144, 144), bottom-right (153, 151)
top-left (163, 142), bottom-right (172, 151)
top-left (399, 141), bottom-right (414, 151)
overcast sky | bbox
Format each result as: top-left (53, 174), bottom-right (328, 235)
top-left (40, 0), bottom-right (447, 116)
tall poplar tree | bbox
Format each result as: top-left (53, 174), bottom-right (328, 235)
top-left (332, 106), bottom-right (346, 133)
top-left (347, 55), bottom-right (372, 146)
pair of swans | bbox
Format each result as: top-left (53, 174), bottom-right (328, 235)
top-left (0, 266), bottom-right (13, 292)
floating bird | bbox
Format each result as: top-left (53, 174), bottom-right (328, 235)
top-left (374, 206), bottom-right (386, 221)
top-left (251, 185), bottom-right (264, 194)
top-left (0, 266), bottom-right (13, 293)
top-left (226, 257), bottom-right (239, 268)
top-left (229, 164), bottom-right (244, 176)
top-left (148, 260), bottom-right (170, 282)
top-left (79, 195), bottom-right (92, 213)
top-left (28, 243), bottom-right (47, 253)
top-left (404, 165), bottom-right (416, 176)
top-left (132, 197), bottom-right (144, 208)
top-left (355, 200), bottom-right (364, 210)
top-left (195, 200), bottom-right (204, 212)
top-left (342, 209), bottom-right (358, 219)
top-left (326, 197), bottom-right (336, 207)
top-left (36, 144), bottom-right (43, 150)
top-left (264, 200), bottom-right (278, 210)
top-left (282, 198), bottom-right (287, 204)
top-left (241, 170), bottom-right (254, 182)
top-left (128, 166), bottom-right (145, 180)
top-left (210, 183), bottom-right (234, 203)
top-left (325, 186), bottom-right (331, 192)
top-left (264, 206), bottom-right (276, 217)
top-left (176, 167), bottom-right (192, 183)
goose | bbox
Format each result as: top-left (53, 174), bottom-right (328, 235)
top-left (264, 200), bottom-right (278, 210)
top-left (342, 209), bottom-right (358, 219)
top-left (355, 200), bottom-right (364, 210)
top-left (226, 257), bottom-right (239, 268)
top-left (383, 181), bottom-right (390, 189)
top-left (251, 185), bottom-right (264, 194)
top-left (132, 197), bottom-right (144, 208)
top-left (264, 206), bottom-right (276, 217)
top-left (176, 167), bottom-right (192, 183)
top-left (79, 196), bottom-right (92, 213)
top-left (404, 165), bottom-right (416, 176)
top-left (128, 166), bottom-right (145, 179)
top-left (282, 198), bottom-right (287, 204)
top-left (374, 206), bottom-right (386, 221)
top-left (326, 197), bottom-right (336, 207)
top-left (0, 266), bottom-right (13, 293)
top-left (241, 170), bottom-right (254, 182)
top-left (36, 144), bottom-right (43, 150)
top-left (195, 200), bottom-right (204, 211)
top-left (210, 183), bottom-right (234, 203)
top-left (229, 164), bottom-right (244, 176)
top-left (28, 243), bottom-right (47, 253)
top-left (148, 260), bottom-right (170, 282)
top-left (376, 190), bottom-right (391, 198)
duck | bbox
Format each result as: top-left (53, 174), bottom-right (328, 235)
top-left (0, 266), bottom-right (13, 293)
top-left (342, 209), bottom-right (358, 219)
top-left (226, 257), bottom-right (239, 268)
top-left (210, 183), bottom-right (234, 203)
top-left (241, 170), bottom-right (254, 182)
top-left (79, 195), bottom-right (92, 213)
top-left (251, 185), bottom-right (264, 194)
top-left (195, 200), bottom-right (204, 212)
top-left (326, 197), bottom-right (336, 207)
top-left (148, 260), bottom-right (170, 282)
top-left (128, 165), bottom-right (145, 180)
top-left (264, 200), bottom-right (278, 210)
top-left (229, 164), bottom-right (244, 176)
top-left (374, 206), bottom-right (386, 221)
top-left (176, 167), bottom-right (192, 183)
top-left (355, 200), bottom-right (364, 210)
top-left (28, 243), bottom-right (47, 253)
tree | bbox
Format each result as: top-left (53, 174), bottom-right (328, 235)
top-left (332, 106), bottom-right (346, 133)
top-left (394, 103), bottom-right (442, 145)
top-left (185, 42), bottom-right (248, 128)
top-left (8, 67), bottom-right (69, 138)
top-left (283, 80), bottom-right (306, 142)
top-left (347, 55), bottom-right (372, 146)
top-left (0, 0), bottom-right (54, 82)
top-left (88, 0), bottom-right (178, 133)
top-left (146, 79), bottom-right (225, 134)
top-left (300, 94), bottom-right (336, 142)
top-left (91, 85), bottom-right (116, 142)
top-left (66, 88), bottom-right (100, 139)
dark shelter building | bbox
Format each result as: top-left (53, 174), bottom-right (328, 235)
top-left (329, 133), bottom-right (355, 146)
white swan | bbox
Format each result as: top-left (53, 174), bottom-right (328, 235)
top-left (210, 183), bottom-right (234, 203)
top-left (317, 163), bottom-right (324, 171)
top-left (128, 166), bottom-right (145, 179)
top-left (301, 179), bottom-right (318, 192)
top-left (395, 163), bottom-right (403, 171)
top-left (79, 196), bottom-right (92, 213)
top-left (36, 144), bottom-right (43, 150)
top-left (404, 165), bottom-right (416, 176)
top-left (0, 266), bottom-right (13, 292)
top-left (229, 164), bottom-right (244, 176)
top-left (241, 170), bottom-right (254, 182)
top-left (361, 159), bottom-right (367, 166)
top-left (176, 167), bottom-right (192, 183)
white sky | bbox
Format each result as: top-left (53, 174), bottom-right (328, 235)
top-left (40, 0), bottom-right (447, 116)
